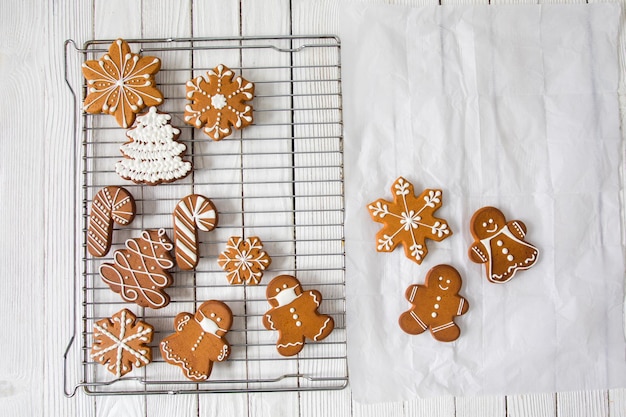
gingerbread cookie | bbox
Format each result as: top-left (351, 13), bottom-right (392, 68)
top-left (173, 194), bottom-right (218, 270)
top-left (217, 236), bottom-right (271, 285)
top-left (82, 38), bottom-right (163, 128)
top-left (116, 106), bottom-right (192, 185)
top-left (87, 186), bottom-right (136, 257)
top-left (184, 64), bottom-right (254, 140)
top-left (91, 308), bottom-right (153, 377)
top-left (367, 177), bottom-right (452, 264)
top-left (263, 275), bottom-right (334, 356)
top-left (468, 206), bottom-right (539, 283)
top-left (99, 228), bottom-right (174, 309)
top-left (160, 300), bottom-right (233, 381)
top-left (398, 264), bottom-right (469, 342)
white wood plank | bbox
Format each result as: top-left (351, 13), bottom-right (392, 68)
top-left (90, 1), bottom-right (145, 415)
top-left (404, 397), bottom-right (456, 417)
top-left (609, 389), bottom-right (626, 417)
top-left (455, 396), bottom-right (506, 417)
top-left (0, 0), bottom-right (46, 416)
top-left (191, 1), bottom-right (250, 414)
top-left (44, 0), bottom-right (94, 416)
top-left (353, 400), bottom-right (404, 417)
top-left (507, 394), bottom-right (556, 417)
top-left (557, 391), bottom-right (609, 417)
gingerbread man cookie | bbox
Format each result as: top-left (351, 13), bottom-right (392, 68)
top-left (160, 300), bottom-right (233, 381)
top-left (99, 228), bottom-right (174, 309)
top-left (399, 264), bottom-right (469, 342)
top-left (468, 206), bottom-right (539, 283)
top-left (367, 176), bottom-right (452, 264)
top-left (263, 275), bottom-right (334, 356)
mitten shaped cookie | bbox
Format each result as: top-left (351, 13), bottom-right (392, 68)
top-left (99, 228), bottom-right (174, 309)
top-left (160, 300), bottom-right (233, 381)
top-left (399, 264), bottom-right (469, 342)
top-left (263, 275), bottom-right (334, 356)
top-left (468, 206), bottom-right (539, 283)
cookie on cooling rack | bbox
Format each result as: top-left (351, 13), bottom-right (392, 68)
top-left (91, 308), bottom-right (154, 377)
top-left (184, 64), bottom-right (254, 140)
top-left (87, 186), bottom-right (136, 257)
top-left (160, 300), bottom-right (233, 381)
top-left (81, 38), bottom-right (164, 128)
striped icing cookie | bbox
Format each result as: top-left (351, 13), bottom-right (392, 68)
top-left (87, 186), bottom-right (136, 257)
top-left (173, 194), bottom-right (218, 270)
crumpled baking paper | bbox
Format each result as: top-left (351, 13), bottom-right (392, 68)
top-left (341, 2), bottom-right (626, 403)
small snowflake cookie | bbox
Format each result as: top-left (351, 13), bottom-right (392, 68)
top-left (91, 308), bottom-right (154, 377)
top-left (184, 64), bottom-right (254, 140)
top-left (217, 236), bottom-right (271, 285)
top-left (398, 264), bottom-right (469, 342)
top-left (82, 38), bottom-right (164, 128)
top-left (263, 275), bottom-right (334, 356)
top-left (173, 194), bottom-right (218, 271)
top-left (116, 106), bottom-right (192, 185)
top-left (367, 176), bottom-right (452, 264)
top-left (468, 206), bottom-right (539, 283)
top-left (160, 300), bottom-right (233, 381)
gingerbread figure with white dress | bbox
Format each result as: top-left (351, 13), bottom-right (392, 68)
top-left (160, 300), bottom-right (232, 381)
top-left (468, 206), bottom-right (539, 283)
top-left (399, 264), bottom-right (469, 342)
top-left (263, 275), bottom-right (334, 356)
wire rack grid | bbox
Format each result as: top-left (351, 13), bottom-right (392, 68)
top-left (63, 35), bottom-right (347, 396)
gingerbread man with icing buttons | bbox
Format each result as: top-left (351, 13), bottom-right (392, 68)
top-left (399, 264), bottom-right (469, 342)
top-left (160, 300), bottom-right (232, 381)
top-left (468, 206), bottom-right (539, 283)
top-left (263, 275), bottom-right (334, 356)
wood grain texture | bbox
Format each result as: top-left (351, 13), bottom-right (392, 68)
top-left (0, 1), bottom-right (46, 417)
top-left (3, 0), bottom-right (625, 416)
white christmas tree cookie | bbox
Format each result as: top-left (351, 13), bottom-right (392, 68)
top-left (116, 106), bottom-right (192, 185)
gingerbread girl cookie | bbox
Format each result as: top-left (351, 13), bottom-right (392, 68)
top-left (160, 300), bottom-right (233, 381)
top-left (468, 206), bottom-right (539, 283)
top-left (99, 228), bottom-right (174, 309)
top-left (263, 275), bottom-right (334, 356)
top-left (399, 264), bottom-right (469, 342)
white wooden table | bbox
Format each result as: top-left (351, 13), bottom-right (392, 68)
top-left (2, 0), bottom-right (626, 416)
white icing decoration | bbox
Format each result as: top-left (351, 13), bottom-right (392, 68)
top-left (116, 107), bottom-right (191, 184)
top-left (273, 286), bottom-right (299, 307)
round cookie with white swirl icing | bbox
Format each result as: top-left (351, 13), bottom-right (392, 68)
top-left (99, 228), bottom-right (174, 309)
top-left (116, 106), bottom-right (192, 185)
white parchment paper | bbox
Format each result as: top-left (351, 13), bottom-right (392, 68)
top-left (341, 3), bottom-right (626, 402)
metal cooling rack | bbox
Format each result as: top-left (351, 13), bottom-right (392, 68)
top-left (63, 35), bottom-right (347, 396)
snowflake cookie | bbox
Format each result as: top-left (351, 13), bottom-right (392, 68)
top-left (217, 236), bottom-right (271, 285)
top-left (184, 64), bottom-right (254, 141)
top-left (367, 177), bottom-right (452, 264)
top-left (82, 38), bottom-right (164, 128)
top-left (91, 308), bottom-right (153, 377)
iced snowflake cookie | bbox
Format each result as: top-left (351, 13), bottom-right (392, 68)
top-left (398, 264), bottom-right (469, 342)
top-left (184, 64), bottom-right (254, 140)
top-left (160, 300), bottom-right (233, 381)
top-left (116, 106), bottom-right (192, 185)
top-left (99, 228), bottom-right (175, 309)
top-left (87, 186), bottom-right (136, 257)
top-left (367, 177), bottom-right (452, 264)
top-left (468, 206), bottom-right (539, 283)
top-left (91, 308), bottom-right (153, 377)
top-left (217, 236), bottom-right (271, 285)
top-left (173, 194), bottom-right (218, 270)
top-left (82, 38), bottom-right (163, 128)
top-left (263, 275), bottom-right (334, 356)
